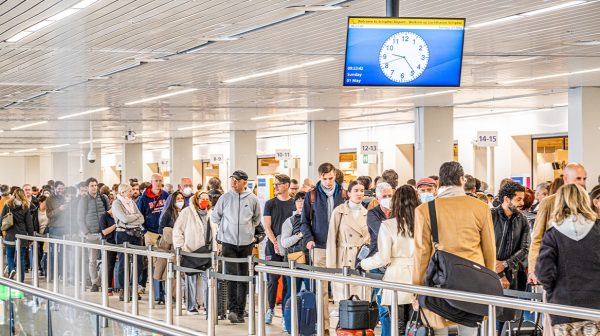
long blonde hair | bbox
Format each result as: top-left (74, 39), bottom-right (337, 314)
top-left (9, 188), bottom-right (29, 209)
top-left (551, 184), bottom-right (596, 224)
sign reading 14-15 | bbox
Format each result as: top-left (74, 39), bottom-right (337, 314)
top-left (477, 131), bottom-right (498, 147)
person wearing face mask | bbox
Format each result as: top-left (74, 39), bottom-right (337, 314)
top-left (326, 180), bottom-right (370, 305)
top-left (159, 177), bottom-right (194, 225)
top-left (173, 191), bottom-right (214, 315)
top-left (360, 185), bottom-right (420, 335)
top-left (416, 177), bottom-right (437, 203)
top-left (363, 182), bottom-right (394, 336)
top-left (492, 182), bottom-right (530, 295)
top-left (154, 191), bottom-right (186, 289)
top-left (1, 188), bottom-right (34, 281)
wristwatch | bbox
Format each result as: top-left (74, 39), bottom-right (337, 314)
top-left (502, 261), bottom-right (508, 269)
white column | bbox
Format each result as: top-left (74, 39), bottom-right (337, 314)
top-left (307, 121), bottom-right (339, 179)
top-left (122, 143), bottom-right (143, 184)
top-left (414, 107), bottom-right (454, 179)
top-left (568, 87), bottom-right (600, 190)
top-left (51, 152), bottom-right (69, 183)
top-left (170, 137), bottom-right (193, 184)
top-left (230, 131), bottom-right (257, 180)
top-left (82, 148), bottom-right (102, 180)
top-left (24, 156), bottom-right (41, 186)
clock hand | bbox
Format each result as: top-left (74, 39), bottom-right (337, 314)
top-left (402, 57), bottom-right (415, 73)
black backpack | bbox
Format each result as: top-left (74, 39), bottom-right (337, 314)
top-left (419, 200), bottom-right (503, 327)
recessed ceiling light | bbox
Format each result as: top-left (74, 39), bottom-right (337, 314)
top-left (57, 107), bottom-right (109, 120)
top-left (204, 36), bottom-right (240, 41)
top-left (499, 67), bottom-right (600, 84)
top-left (469, 1), bottom-right (587, 28)
top-left (43, 144), bottom-right (70, 149)
top-left (222, 58), bottom-right (335, 83)
top-left (10, 121), bottom-right (48, 130)
top-left (567, 40), bottom-right (600, 46)
top-left (125, 88), bottom-right (198, 105)
top-left (251, 109), bottom-right (324, 121)
top-left (78, 139), bottom-right (103, 144)
top-left (288, 5), bottom-right (344, 11)
top-left (352, 90), bottom-right (458, 107)
top-left (88, 76), bottom-right (110, 80)
top-left (178, 121), bottom-right (232, 131)
top-left (14, 148), bottom-right (38, 153)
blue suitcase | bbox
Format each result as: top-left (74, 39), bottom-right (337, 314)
top-left (284, 289), bottom-right (317, 335)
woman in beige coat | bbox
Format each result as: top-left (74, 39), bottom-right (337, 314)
top-left (326, 180), bottom-right (370, 302)
top-left (360, 185), bottom-right (419, 333)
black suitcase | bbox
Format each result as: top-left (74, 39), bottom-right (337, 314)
top-left (339, 295), bottom-right (370, 330)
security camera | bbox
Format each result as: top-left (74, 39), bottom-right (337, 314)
top-left (87, 150), bottom-right (96, 163)
top-left (124, 130), bottom-right (136, 141)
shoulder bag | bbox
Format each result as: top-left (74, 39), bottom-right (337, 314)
top-left (419, 200), bottom-right (503, 327)
top-left (1, 206), bottom-right (13, 231)
top-left (180, 219), bottom-right (213, 274)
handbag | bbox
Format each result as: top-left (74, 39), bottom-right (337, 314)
top-left (419, 200), bottom-right (503, 326)
top-left (406, 308), bottom-right (435, 336)
top-left (367, 290), bottom-right (379, 330)
top-left (287, 251), bottom-right (306, 264)
top-left (180, 220), bottom-right (212, 274)
top-left (1, 206), bottom-right (13, 231)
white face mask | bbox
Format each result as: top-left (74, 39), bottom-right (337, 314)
top-left (14, 200), bottom-right (22, 206)
top-left (175, 201), bottom-right (185, 209)
top-left (182, 187), bottom-right (193, 197)
top-left (420, 192), bottom-right (435, 203)
top-left (379, 197), bottom-right (392, 209)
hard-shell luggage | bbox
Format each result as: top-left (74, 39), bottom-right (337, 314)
top-left (284, 289), bottom-right (317, 335)
top-left (339, 295), bottom-right (370, 330)
top-left (500, 287), bottom-right (543, 336)
top-left (336, 329), bottom-right (375, 336)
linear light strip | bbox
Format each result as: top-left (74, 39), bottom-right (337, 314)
top-left (251, 109), bottom-right (324, 121)
top-left (125, 88), bottom-right (198, 105)
top-left (137, 130), bottom-right (167, 136)
top-left (222, 58), bottom-right (335, 83)
top-left (57, 107), bottom-right (109, 120)
top-left (499, 67), bottom-right (600, 84)
top-left (178, 121), bottom-right (232, 131)
top-left (14, 148), bottom-right (38, 153)
top-left (469, 1), bottom-right (586, 28)
top-left (10, 121), bottom-right (48, 130)
top-left (352, 90), bottom-right (458, 107)
top-left (42, 144), bottom-right (70, 149)
top-left (5, 0), bottom-right (98, 42)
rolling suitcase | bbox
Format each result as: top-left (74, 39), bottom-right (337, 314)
top-left (500, 286), bottom-right (543, 336)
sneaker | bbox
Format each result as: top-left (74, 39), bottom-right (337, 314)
top-left (138, 286), bottom-right (145, 295)
top-left (236, 315), bottom-right (245, 323)
top-left (265, 309), bottom-right (274, 325)
top-left (228, 312), bottom-right (239, 324)
top-left (187, 309), bottom-right (199, 315)
top-left (282, 318), bottom-right (288, 333)
top-left (8, 270), bottom-right (16, 280)
top-left (90, 284), bottom-right (100, 292)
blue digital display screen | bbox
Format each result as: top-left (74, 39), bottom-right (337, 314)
top-left (343, 17), bottom-right (465, 87)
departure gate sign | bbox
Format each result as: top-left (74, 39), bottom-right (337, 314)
top-left (343, 17), bottom-right (465, 87)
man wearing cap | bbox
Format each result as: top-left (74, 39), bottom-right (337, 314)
top-left (416, 177), bottom-right (437, 203)
top-left (211, 170), bottom-right (263, 324)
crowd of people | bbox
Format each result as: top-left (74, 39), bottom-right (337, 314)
top-left (1, 161), bottom-right (599, 336)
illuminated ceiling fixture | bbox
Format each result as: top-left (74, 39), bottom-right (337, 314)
top-left (14, 148), bottom-right (38, 153)
top-left (351, 90), bottom-right (458, 107)
top-left (178, 121), bottom-right (232, 131)
top-left (499, 67), bottom-right (600, 84)
top-left (469, 1), bottom-right (587, 28)
top-left (267, 98), bottom-right (303, 104)
top-left (5, 0), bottom-right (99, 42)
top-left (78, 139), bottom-right (103, 144)
top-left (57, 107), bottom-right (110, 120)
top-left (251, 109), bottom-right (324, 121)
top-left (222, 58), bottom-right (335, 83)
top-left (10, 121), bottom-right (48, 130)
top-left (288, 5), bottom-right (344, 11)
top-left (137, 130), bottom-right (167, 136)
top-left (125, 88), bottom-right (198, 105)
top-left (43, 144), bottom-right (70, 149)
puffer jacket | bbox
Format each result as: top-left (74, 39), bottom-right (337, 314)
top-left (211, 190), bottom-right (262, 247)
top-left (1, 203), bottom-right (34, 242)
top-left (78, 193), bottom-right (108, 234)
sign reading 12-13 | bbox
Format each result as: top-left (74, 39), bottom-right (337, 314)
top-left (344, 17), bottom-right (465, 87)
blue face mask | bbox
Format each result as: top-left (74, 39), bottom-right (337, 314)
top-left (420, 192), bottom-right (435, 203)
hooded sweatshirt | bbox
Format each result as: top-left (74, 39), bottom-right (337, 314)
top-left (136, 188), bottom-right (168, 234)
top-left (536, 216), bottom-right (600, 325)
top-left (211, 190), bottom-right (262, 247)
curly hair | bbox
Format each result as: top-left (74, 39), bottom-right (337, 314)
top-left (498, 181), bottom-right (526, 204)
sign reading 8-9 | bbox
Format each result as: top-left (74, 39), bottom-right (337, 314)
top-left (379, 32), bottom-right (429, 83)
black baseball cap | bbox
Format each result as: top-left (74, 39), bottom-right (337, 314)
top-left (230, 170), bottom-right (249, 181)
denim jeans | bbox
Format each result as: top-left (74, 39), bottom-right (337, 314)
top-left (371, 269), bottom-right (390, 336)
top-left (115, 232), bottom-right (144, 289)
top-left (7, 246), bottom-right (27, 282)
top-left (48, 227), bottom-right (64, 278)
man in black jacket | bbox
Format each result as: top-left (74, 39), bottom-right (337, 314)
top-left (492, 181), bottom-right (530, 291)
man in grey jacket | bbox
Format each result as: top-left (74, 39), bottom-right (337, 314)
top-left (211, 170), bottom-right (263, 323)
top-left (78, 177), bottom-right (108, 292)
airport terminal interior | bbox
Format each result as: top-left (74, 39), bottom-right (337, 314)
top-left (0, 0), bottom-right (600, 335)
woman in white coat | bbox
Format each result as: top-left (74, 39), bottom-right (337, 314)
top-left (326, 180), bottom-right (370, 303)
top-left (360, 185), bottom-right (420, 334)
top-left (172, 191), bottom-right (214, 315)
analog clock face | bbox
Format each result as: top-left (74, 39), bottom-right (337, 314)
top-left (379, 32), bottom-right (429, 83)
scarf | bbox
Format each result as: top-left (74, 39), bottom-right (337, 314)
top-left (348, 200), bottom-right (362, 220)
top-left (117, 194), bottom-right (136, 214)
top-left (196, 208), bottom-right (209, 244)
top-left (321, 184), bottom-right (336, 220)
top-left (437, 186), bottom-right (466, 198)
